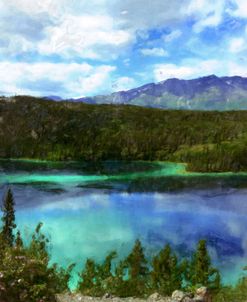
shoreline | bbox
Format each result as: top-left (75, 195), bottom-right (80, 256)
top-left (1, 158), bottom-right (247, 177)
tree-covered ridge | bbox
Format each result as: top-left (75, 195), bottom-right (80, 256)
top-left (1, 96), bottom-right (247, 172)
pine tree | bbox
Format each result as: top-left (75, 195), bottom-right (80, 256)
top-left (98, 251), bottom-right (117, 281)
top-left (113, 260), bottom-right (129, 297)
top-left (15, 230), bottom-right (23, 248)
top-left (97, 251), bottom-right (117, 295)
top-left (127, 239), bottom-right (148, 280)
top-left (190, 239), bottom-right (221, 289)
top-left (191, 240), bottom-right (210, 286)
top-left (1, 188), bottom-right (16, 246)
top-left (151, 244), bottom-right (182, 295)
top-left (78, 259), bottom-right (98, 294)
top-left (125, 239), bottom-right (149, 297)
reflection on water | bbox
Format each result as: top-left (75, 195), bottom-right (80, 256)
top-left (1, 159), bottom-right (247, 288)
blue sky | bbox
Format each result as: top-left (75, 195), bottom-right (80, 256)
top-left (0, 0), bottom-right (247, 98)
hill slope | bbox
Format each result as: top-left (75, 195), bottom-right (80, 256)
top-left (74, 75), bottom-right (247, 110)
top-left (1, 96), bottom-right (247, 172)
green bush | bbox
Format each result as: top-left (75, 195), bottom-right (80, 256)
top-left (0, 190), bottom-right (73, 302)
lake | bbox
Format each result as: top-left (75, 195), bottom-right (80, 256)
top-left (1, 159), bottom-right (247, 288)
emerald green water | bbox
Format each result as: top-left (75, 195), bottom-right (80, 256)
top-left (1, 159), bottom-right (247, 288)
top-left (1, 160), bottom-right (245, 185)
top-left (0, 161), bottom-right (185, 184)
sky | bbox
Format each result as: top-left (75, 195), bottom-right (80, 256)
top-left (0, 0), bottom-right (247, 98)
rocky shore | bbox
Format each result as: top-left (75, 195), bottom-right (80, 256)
top-left (56, 287), bottom-right (211, 302)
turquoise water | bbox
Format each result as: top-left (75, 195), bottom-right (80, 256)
top-left (1, 159), bottom-right (247, 288)
top-left (0, 161), bottom-right (186, 185)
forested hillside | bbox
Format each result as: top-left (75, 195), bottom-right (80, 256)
top-left (1, 96), bottom-right (247, 172)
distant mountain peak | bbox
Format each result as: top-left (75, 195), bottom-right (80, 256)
top-left (45, 95), bottom-right (62, 101)
top-left (201, 74), bottom-right (218, 79)
top-left (68, 75), bottom-right (247, 110)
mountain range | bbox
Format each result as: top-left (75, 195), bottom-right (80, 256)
top-left (65, 75), bottom-right (247, 110)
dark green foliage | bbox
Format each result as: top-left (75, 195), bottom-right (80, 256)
top-left (125, 239), bottom-right (149, 296)
top-left (0, 225), bottom-right (73, 301)
top-left (189, 240), bottom-right (221, 290)
top-left (78, 241), bottom-right (149, 298)
top-left (2, 97), bottom-right (247, 171)
top-left (78, 258), bottom-right (98, 295)
top-left (76, 238), bottom-right (247, 300)
top-left (151, 244), bottom-right (182, 295)
top-left (111, 260), bottom-right (129, 297)
top-left (0, 192), bottom-right (72, 302)
top-left (97, 251), bottom-right (117, 294)
top-left (78, 252), bottom-right (117, 296)
top-left (213, 277), bottom-right (247, 302)
top-left (15, 229), bottom-right (24, 248)
top-left (78, 239), bottom-right (222, 298)
top-left (127, 239), bottom-right (148, 280)
top-left (97, 251), bottom-right (117, 282)
top-left (1, 188), bottom-right (16, 246)
top-left (28, 222), bottom-right (50, 263)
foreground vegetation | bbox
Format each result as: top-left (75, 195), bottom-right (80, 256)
top-left (0, 189), bottom-right (74, 302)
top-left (1, 96), bottom-right (247, 172)
top-left (0, 189), bottom-right (247, 301)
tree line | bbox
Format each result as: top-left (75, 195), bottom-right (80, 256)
top-left (1, 96), bottom-right (247, 172)
top-left (0, 189), bottom-right (247, 301)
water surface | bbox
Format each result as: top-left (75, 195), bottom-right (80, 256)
top-left (1, 159), bottom-right (247, 288)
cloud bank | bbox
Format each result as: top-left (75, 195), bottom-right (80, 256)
top-left (0, 0), bottom-right (246, 97)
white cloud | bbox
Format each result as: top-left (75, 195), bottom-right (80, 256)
top-left (154, 59), bottom-right (247, 82)
top-left (228, 26), bottom-right (247, 54)
top-left (6, 0), bottom-right (59, 15)
top-left (227, 62), bottom-right (247, 77)
top-left (140, 47), bottom-right (168, 57)
top-left (154, 60), bottom-right (221, 81)
top-left (154, 64), bottom-right (196, 81)
top-left (77, 65), bottom-right (116, 96)
top-left (0, 0), bottom-right (232, 61)
top-left (38, 14), bottom-right (133, 60)
top-left (112, 0), bottom-right (191, 30)
top-left (0, 0), bottom-right (191, 60)
top-left (0, 0), bottom-right (227, 60)
top-left (0, 0), bottom-right (245, 97)
top-left (228, 0), bottom-right (247, 18)
top-left (111, 77), bottom-right (136, 91)
top-left (0, 1), bottom-right (135, 60)
top-left (229, 38), bottom-right (246, 53)
top-left (0, 61), bottom-right (116, 97)
top-left (187, 0), bottom-right (225, 32)
top-left (163, 30), bottom-right (182, 43)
